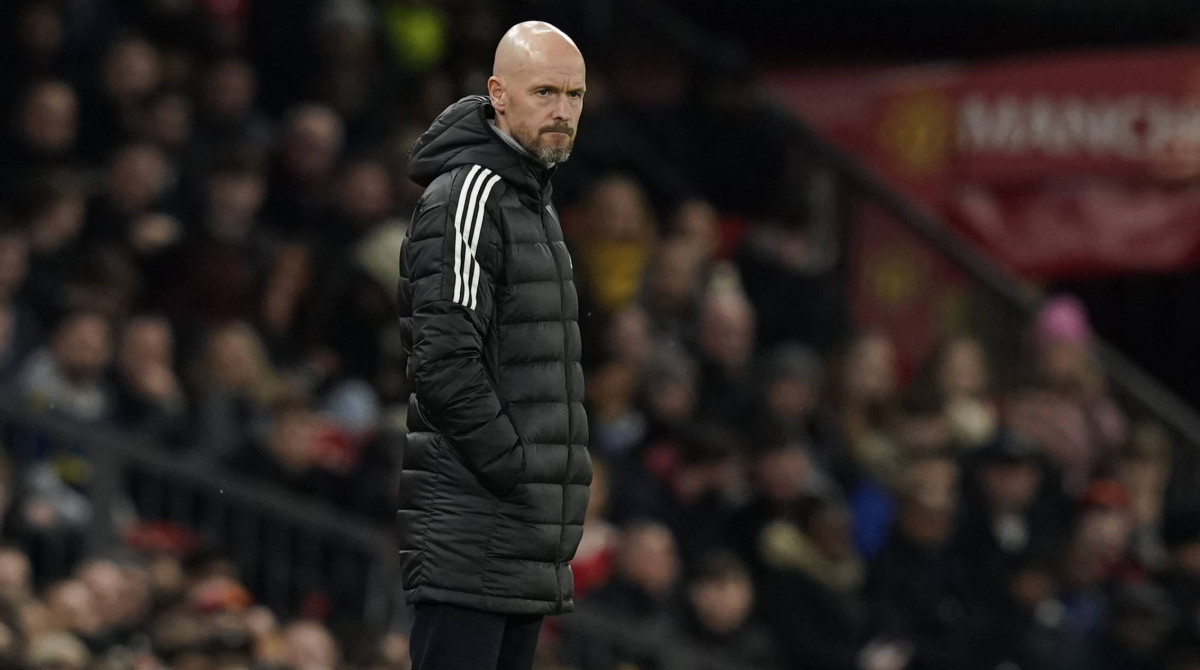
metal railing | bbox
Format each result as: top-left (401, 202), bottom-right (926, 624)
top-left (0, 396), bottom-right (769, 669)
top-left (0, 394), bottom-right (406, 630)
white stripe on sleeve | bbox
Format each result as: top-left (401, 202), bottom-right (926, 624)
top-left (466, 173), bottom-right (502, 310)
top-left (451, 165), bottom-right (482, 305)
top-left (458, 167), bottom-right (491, 306)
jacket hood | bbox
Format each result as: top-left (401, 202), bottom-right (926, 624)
top-left (406, 95), bottom-right (552, 194)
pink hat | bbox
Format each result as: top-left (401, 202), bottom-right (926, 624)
top-left (1032, 295), bottom-right (1092, 347)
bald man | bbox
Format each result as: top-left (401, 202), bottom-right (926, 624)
top-left (396, 22), bottom-right (592, 670)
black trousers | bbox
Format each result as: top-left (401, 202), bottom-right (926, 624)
top-left (410, 602), bottom-right (544, 670)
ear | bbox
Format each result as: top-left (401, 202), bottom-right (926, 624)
top-left (487, 76), bottom-right (505, 114)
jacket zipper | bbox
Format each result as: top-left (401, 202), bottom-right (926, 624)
top-left (542, 195), bottom-right (572, 605)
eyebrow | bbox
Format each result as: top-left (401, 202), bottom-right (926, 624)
top-left (532, 83), bottom-right (586, 94)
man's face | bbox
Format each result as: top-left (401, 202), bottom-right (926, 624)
top-left (53, 315), bottom-right (112, 384)
top-left (492, 48), bottom-right (585, 167)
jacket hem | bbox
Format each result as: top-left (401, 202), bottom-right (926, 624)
top-left (404, 585), bottom-right (573, 616)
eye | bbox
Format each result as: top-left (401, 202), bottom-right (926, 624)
top-left (536, 88), bottom-right (550, 96)
top-left (568, 91), bottom-right (583, 99)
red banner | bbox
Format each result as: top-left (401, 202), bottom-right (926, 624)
top-left (766, 48), bottom-right (1200, 279)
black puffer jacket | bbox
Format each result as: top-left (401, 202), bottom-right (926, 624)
top-left (396, 96), bottom-right (591, 615)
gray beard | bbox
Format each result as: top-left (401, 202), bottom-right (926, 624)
top-left (512, 125), bottom-right (573, 168)
top-left (530, 145), bottom-right (572, 168)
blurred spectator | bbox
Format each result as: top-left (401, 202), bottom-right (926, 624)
top-left (318, 156), bottom-right (396, 255)
top-left (190, 322), bottom-right (292, 460)
top-left (193, 58), bottom-right (273, 169)
top-left (1008, 295), bottom-right (1129, 495)
top-left (640, 236), bottom-right (706, 344)
top-left (572, 457), bottom-right (617, 599)
top-left (0, 225), bottom-right (35, 380)
top-left (1116, 424), bottom-right (1173, 570)
top-left (226, 394), bottom-right (353, 507)
top-left (142, 91), bottom-right (193, 158)
top-left (1069, 582), bottom-right (1177, 670)
top-left (587, 361), bottom-right (645, 460)
top-left (110, 315), bottom-right (186, 443)
top-left (28, 630), bottom-right (90, 670)
top-left (15, 170), bottom-right (88, 326)
top-left (258, 241), bottom-right (313, 356)
top-left (570, 175), bottom-right (657, 317)
top-left (636, 344), bottom-right (698, 445)
top-left (891, 385), bottom-right (956, 459)
top-left (957, 430), bottom-right (1073, 608)
top-left (671, 551), bottom-right (777, 669)
top-left (85, 142), bottom-right (175, 247)
top-left (75, 558), bottom-right (134, 643)
top-left (757, 492), bottom-right (887, 670)
top-left (725, 441), bottom-right (817, 582)
top-left (585, 521), bottom-right (680, 622)
top-left (569, 522), bottom-right (680, 670)
top-left (160, 153), bottom-right (275, 331)
top-left (0, 597), bottom-right (25, 667)
top-left (868, 455), bottom-right (976, 670)
top-left (45, 579), bottom-right (105, 644)
top-left (302, 220), bottom-right (407, 402)
top-left (908, 334), bottom-right (999, 448)
top-left (0, 2), bottom-right (69, 101)
top-left (282, 619), bottom-right (340, 670)
top-left (969, 552), bottom-right (1077, 670)
top-left (79, 36), bottom-right (161, 162)
top-left (668, 199), bottom-right (721, 263)
top-left (613, 424), bottom-right (746, 564)
top-left (0, 546), bottom-right (33, 606)
top-left (312, 0), bottom-right (393, 135)
top-left (1077, 480), bottom-right (1140, 581)
top-left (263, 103), bottom-right (344, 235)
top-left (124, 0), bottom-right (213, 83)
top-left (693, 287), bottom-right (757, 428)
top-left (828, 332), bottom-right (902, 487)
top-left (602, 304), bottom-right (654, 372)
top-left (1, 80), bottom-right (79, 196)
top-left (16, 311), bottom-right (113, 422)
top-left (1159, 506), bottom-right (1200, 653)
top-left (736, 217), bottom-right (848, 353)
top-left (60, 245), bottom-right (141, 322)
top-left (752, 343), bottom-right (849, 483)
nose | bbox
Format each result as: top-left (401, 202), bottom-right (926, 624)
top-left (553, 94), bottom-right (571, 121)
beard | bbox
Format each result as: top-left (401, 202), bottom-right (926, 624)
top-left (511, 121), bottom-right (574, 168)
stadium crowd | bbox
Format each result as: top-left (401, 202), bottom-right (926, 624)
top-left (1, 0), bottom-right (1199, 669)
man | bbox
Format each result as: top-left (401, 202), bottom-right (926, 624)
top-left (395, 21), bottom-right (591, 670)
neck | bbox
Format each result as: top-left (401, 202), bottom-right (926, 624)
top-left (488, 119), bottom-right (532, 158)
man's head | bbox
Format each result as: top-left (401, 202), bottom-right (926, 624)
top-left (280, 104), bottom-right (343, 183)
top-left (0, 547), bottom-right (31, 605)
top-left (76, 559), bottom-right (126, 629)
top-left (687, 552), bottom-right (754, 636)
top-left (282, 620), bottom-right (339, 670)
top-left (107, 143), bottom-right (170, 216)
top-left (46, 579), bottom-right (105, 636)
top-left (201, 58), bottom-right (257, 121)
top-left (897, 455), bottom-right (959, 548)
top-left (118, 315), bottom-right (174, 376)
top-left (698, 289), bottom-right (756, 375)
top-left (617, 522), bottom-right (679, 600)
top-left (18, 80), bottom-right (78, 155)
top-left (488, 22), bottom-right (585, 168)
top-left (51, 312), bottom-right (113, 386)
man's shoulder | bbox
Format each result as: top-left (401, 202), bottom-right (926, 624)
top-left (428, 164), bottom-right (510, 197)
